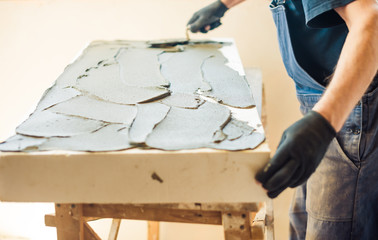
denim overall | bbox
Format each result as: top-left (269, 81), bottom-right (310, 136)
top-left (270, 1), bottom-right (378, 239)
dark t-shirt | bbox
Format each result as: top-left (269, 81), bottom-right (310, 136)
top-left (284, 0), bottom-right (353, 86)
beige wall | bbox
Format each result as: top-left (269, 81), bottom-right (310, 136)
top-left (0, 0), bottom-right (302, 239)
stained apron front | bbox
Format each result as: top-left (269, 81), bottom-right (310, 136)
top-left (269, 0), bottom-right (378, 239)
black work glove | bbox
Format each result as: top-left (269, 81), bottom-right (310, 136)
top-left (255, 111), bottom-right (336, 198)
top-left (187, 0), bottom-right (228, 33)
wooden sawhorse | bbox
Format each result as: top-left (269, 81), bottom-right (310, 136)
top-left (45, 201), bottom-right (274, 240)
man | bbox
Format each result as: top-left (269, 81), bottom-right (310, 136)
top-left (188, 0), bottom-right (378, 239)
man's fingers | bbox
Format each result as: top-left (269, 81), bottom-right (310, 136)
top-left (288, 164), bottom-right (306, 188)
top-left (263, 159), bottom-right (298, 193)
top-left (267, 186), bottom-right (286, 198)
top-left (255, 141), bottom-right (291, 184)
top-left (190, 17), bottom-right (205, 33)
top-left (209, 20), bottom-right (222, 30)
top-left (187, 13), bottom-right (199, 26)
top-left (200, 25), bottom-right (211, 33)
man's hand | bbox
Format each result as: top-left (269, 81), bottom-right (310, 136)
top-left (187, 0), bottom-right (228, 33)
top-left (255, 111), bottom-right (336, 198)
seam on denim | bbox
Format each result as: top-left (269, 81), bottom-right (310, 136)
top-left (332, 138), bottom-right (359, 172)
top-left (351, 164), bottom-right (360, 239)
top-left (307, 209), bottom-right (352, 222)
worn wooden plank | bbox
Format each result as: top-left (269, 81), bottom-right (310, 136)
top-left (108, 219), bottom-right (122, 240)
top-left (45, 213), bottom-right (101, 227)
top-left (55, 204), bottom-right (84, 240)
top-left (266, 200), bottom-right (274, 240)
top-left (148, 221), bottom-right (160, 240)
top-left (84, 222), bottom-right (101, 240)
top-left (128, 203), bottom-right (259, 212)
top-left (83, 204), bottom-right (222, 225)
top-left (222, 211), bottom-right (252, 240)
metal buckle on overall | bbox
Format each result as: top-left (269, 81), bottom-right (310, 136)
top-left (270, 0), bottom-right (286, 7)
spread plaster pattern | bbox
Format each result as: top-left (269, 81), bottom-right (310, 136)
top-left (0, 40), bottom-right (264, 152)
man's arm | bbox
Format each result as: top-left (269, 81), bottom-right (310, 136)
top-left (221, 0), bottom-right (245, 8)
top-left (313, 0), bottom-right (378, 131)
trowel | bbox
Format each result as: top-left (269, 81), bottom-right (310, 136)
top-left (147, 26), bottom-right (191, 48)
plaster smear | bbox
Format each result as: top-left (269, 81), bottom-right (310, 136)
top-left (117, 48), bottom-right (169, 87)
top-left (49, 95), bottom-right (137, 125)
top-left (160, 93), bottom-right (204, 109)
top-left (36, 86), bottom-right (81, 112)
top-left (39, 124), bottom-right (132, 152)
top-left (202, 54), bottom-right (255, 108)
top-left (159, 48), bottom-right (213, 94)
top-left (129, 103), bottom-right (171, 144)
top-left (16, 110), bottom-right (104, 137)
top-left (223, 118), bottom-right (255, 140)
top-left (76, 64), bottom-right (170, 105)
top-left (208, 132), bottom-right (265, 151)
top-left (145, 101), bottom-right (231, 150)
top-left (0, 40), bottom-right (265, 152)
top-left (0, 135), bottom-right (47, 152)
top-left (55, 44), bottom-right (122, 87)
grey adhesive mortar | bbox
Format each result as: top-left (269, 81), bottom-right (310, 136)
top-left (223, 118), bottom-right (255, 140)
top-left (129, 103), bottom-right (171, 144)
top-left (145, 101), bottom-right (231, 150)
top-left (76, 64), bottom-right (170, 105)
top-left (0, 40), bottom-right (265, 152)
top-left (0, 135), bottom-right (47, 152)
top-left (202, 53), bottom-right (255, 108)
top-left (16, 110), bottom-right (105, 137)
top-left (49, 95), bottom-right (137, 125)
top-left (117, 48), bottom-right (169, 87)
top-left (159, 47), bottom-right (214, 94)
top-left (55, 44), bottom-right (124, 88)
top-left (208, 132), bottom-right (265, 151)
top-left (39, 124), bottom-right (132, 152)
top-left (160, 93), bottom-right (204, 109)
top-left (35, 86), bottom-right (81, 112)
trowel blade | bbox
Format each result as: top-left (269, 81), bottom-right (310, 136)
top-left (148, 38), bottom-right (189, 48)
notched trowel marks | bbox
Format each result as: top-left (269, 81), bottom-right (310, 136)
top-left (0, 40), bottom-right (264, 152)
